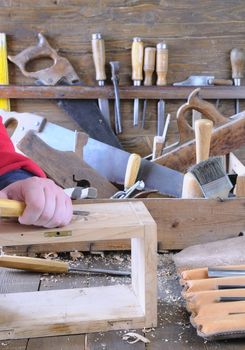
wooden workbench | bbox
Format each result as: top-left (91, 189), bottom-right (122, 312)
top-left (1, 253), bottom-right (245, 349)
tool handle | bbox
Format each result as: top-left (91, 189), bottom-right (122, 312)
top-left (0, 198), bottom-right (25, 217)
top-left (124, 153), bottom-right (141, 190)
top-left (194, 119), bottom-right (213, 163)
top-left (0, 255), bottom-right (69, 273)
top-left (176, 88), bottom-right (227, 143)
top-left (143, 47), bottom-right (156, 86)
top-left (230, 48), bottom-right (245, 80)
top-left (152, 136), bottom-right (165, 160)
top-left (213, 78), bottom-right (233, 86)
top-left (156, 42), bottom-right (168, 86)
top-left (92, 33), bottom-right (106, 81)
top-left (131, 37), bottom-right (144, 81)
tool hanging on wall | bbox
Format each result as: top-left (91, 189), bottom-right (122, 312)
top-left (91, 33), bottom-right (111, 126)
top-left (131, 37), bottom-right (144, 126)
top-left (142, 47), bottom-right (156, 128)
top-left (8, 33), bottom-right (122, 149)
top-left (156, 42), bottom-right (168, 136)
top-left (110, 61), bottom-right (122, 134)
top-left (230, 48), bottom-right (245, 114)
top-left (0, 33), bottom-right (10, 111)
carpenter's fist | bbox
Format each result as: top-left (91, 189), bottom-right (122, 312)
top-left (0, 177), bottom-right (73, 228)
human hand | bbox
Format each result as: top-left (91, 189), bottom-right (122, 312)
top-left (0, 177), bottom-right (73, 228)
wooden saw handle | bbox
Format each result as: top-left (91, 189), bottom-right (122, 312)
top-left (0, 198), bottom-right (25, 217)
top-left (0, 255), bottom-right (69, 273)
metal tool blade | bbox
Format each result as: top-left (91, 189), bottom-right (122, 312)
top-left (208, 268), bottom-right (245, 278)
top-left (98, 98), bottom-right (111, 126)
top-left (157, 99), bottom-right (165, 136)
top-left (133, 98), bottom-right (140, 126)
top-left (173, 75), bottom-right (215, 86)
top-left (142, 99), bottom-right (147, 128)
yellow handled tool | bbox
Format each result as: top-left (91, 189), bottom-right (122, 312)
top-left (0, 255), bottom-right (130, 276)
top-left (0, 198), bottom-right (88, 218)
top-left (0, 33), bottom-right (10, 111)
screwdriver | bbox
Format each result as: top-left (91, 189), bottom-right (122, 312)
top-left (156, 42), bottom-right (168, 136)
top-left (230, 48), bottom-right (245, 114)
top-left (0, 255), bottom-right (130, 276)
top-left (131, 37), bottom-right (144, 126)
top-left (91, 33), bottom-right (111, 126)
top-left (142, 47), bottom-right (156, 128)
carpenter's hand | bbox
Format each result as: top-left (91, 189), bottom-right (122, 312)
top-left (0, 177), bottom-right (73, 228)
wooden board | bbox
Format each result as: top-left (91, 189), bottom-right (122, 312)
top-left (0, 201), bottom-right (157, 340)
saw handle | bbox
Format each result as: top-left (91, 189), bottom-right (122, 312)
top-left (91, 33), bottom-right (106, 81)
top-left (176, 88), bottom-right (227, 143)
top-left (143, 47), bottom-right (156, 86)
top-left (156, 42), bottom-right (168, 86)
top-left (131, 38), bottom-right (144, 82)
top-left (0, 255), bottom-right (69, 273)
top-left (124, 153), bottom-right (141, 191)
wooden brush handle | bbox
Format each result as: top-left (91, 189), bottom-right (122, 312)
top-left (195, 119), bottom-right (213, 163)
top-left (0, 255), bottom-right (68, 273)
top-left (124, 153), bottom-right (141, 190)
top-left (0, 198), bottom-right (25, 217)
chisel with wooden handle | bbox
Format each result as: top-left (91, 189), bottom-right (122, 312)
top-left (131, 37), bottom-right (144, 126)
top-left (142, 47), bottom-right (156, 128)
top-left (91, 33), bottom-right (111, 126)
top-left (0, 198), bottom-right (88, 217)
top-left (230, 48), bottom-right (245, 114)
top-left (156, 42), bottom-right (168, 136)
top-left (0, 255), bottom-right (130, 276)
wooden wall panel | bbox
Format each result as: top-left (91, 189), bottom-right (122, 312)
top-left (1, 0), bottom-right (245, 155)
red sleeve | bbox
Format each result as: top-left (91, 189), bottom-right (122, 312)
top-left (0, 117), bottom-right (46, 178)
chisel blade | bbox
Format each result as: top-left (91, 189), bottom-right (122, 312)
top-left (133, 98), bottom-right (140, 126)
top-left (98, 98), bottom-right (111, 126)
top-left (157, 99), bottom-right (165, 136)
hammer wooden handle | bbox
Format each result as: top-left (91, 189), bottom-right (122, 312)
top-left (124, 153), bottom-right (141, 190)
top-left (156, 42), bottom-right (168, 86)
top-left (0, 255), bottom-right (68, 273)
top-left (92, 33), bottom-right (106, 81)
top-left (143, 47), bottom-right (156, 86)
top-left (131, 37), bottom-right (144, 81)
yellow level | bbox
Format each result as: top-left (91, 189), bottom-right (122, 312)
top-left (0, 33), bottom-right (10, 111)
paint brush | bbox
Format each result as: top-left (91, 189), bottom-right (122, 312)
top-left (189, 156), bottom-right (233, 198)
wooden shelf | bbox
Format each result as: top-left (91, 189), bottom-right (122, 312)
top-left (0, 85), bottom-right (244, 100)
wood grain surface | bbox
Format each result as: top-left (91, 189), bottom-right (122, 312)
top-left (1, 0), bottom-right (245, 156)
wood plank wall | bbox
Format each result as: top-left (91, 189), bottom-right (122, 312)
top-left (1, 0), bottom-right (245, 156)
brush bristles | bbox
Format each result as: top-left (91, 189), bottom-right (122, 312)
top-left (189, 157), bottom-right (225, 185)
top-left (189, 156), bottom-right (233, 198)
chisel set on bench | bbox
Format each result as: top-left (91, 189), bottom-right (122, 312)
top-left (179, 265), bottom-right (245, 340)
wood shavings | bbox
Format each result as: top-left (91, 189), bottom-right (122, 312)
top-left (70, 250), bottom-right (83, 261)
top-left (122, 332), bottom-right (150, 344)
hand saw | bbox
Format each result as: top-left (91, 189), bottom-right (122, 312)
top-left (8, 33), bottom-right (122, 150)
top-left (153, 88), bottom-right (245, 172)
top-left (1, 109), bottom-right (183, 197)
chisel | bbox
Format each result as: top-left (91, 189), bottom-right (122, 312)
top-left (156, 42), bottom-right (168, 136)
top-left (142, 47), bottom-right (156, 128)
top-left (0, 255), bottom-right (130, 276)
top-left (230, 48), bottom-right (245, 114)
top-left (131, 37), bottom-right (144, 126)
top-left (91, 33), bottom-right (111, 126)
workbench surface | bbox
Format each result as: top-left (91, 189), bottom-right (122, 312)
top-left (0, 253), bottom-right (244, 350)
